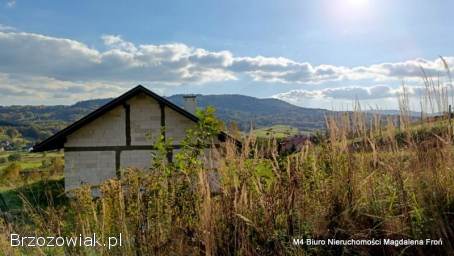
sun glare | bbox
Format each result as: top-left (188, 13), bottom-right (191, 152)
top-left (324, 0), bottom-right (372, 25)
top-left (321, 0), bottom-right (376, 34)
top-left (347, 0), bottom-right (369, 8)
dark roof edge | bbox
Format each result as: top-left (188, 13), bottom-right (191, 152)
top-left (32, 85), bottom-right (202, 152)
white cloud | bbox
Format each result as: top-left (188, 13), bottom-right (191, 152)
top-left (102, 35), bottom-right (137, 52)
top-left (0, 73), bottom-right (125, 104)
top-left (0, 30), bottom-right (451, 87)
top-left (0, 29), bottom-right (452, 104)
top-left (273, 85), bottom-right (454, 110)
top-left (0, 31), bottom-right (237, 85)
top-left (6, 0), bottom-right (15, 8)
top-left (273, 85), bottom-right (415, 103)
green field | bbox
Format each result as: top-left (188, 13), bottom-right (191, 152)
top-left (0, 150), bottom-right (64, 211)
top-left (0, 151), bottom-right (63, 172)
top-left (252, 125), bottom-right (301, 138)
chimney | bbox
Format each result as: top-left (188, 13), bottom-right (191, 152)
top-left (183, 95), bottom-right (197, 114)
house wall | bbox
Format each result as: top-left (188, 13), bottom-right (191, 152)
top-left (63, 92), bottom-right (205, 192)
top-left (65, 106), bottom-right (126, 147)
top-left (64, 105), bottom-right (126, 190)
top-left (64, 151), bottom-right (116, 191)
top-left (127, 93), bottom-right (162, 145)
top-left (120, 150), bottom-right (156, 170)
top-left (166, 107), bottom-right (195, 144)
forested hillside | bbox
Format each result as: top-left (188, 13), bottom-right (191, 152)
top-left (168, 94), bottom-right (328, 131)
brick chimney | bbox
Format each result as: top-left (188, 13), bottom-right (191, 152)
top-left (183, 95), bottom-right (197, 114)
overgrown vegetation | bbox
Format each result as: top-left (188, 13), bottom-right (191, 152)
top-left (0, 151), bottom-right (62, 173)
top-left (0, 151), bottom-right (64, 211)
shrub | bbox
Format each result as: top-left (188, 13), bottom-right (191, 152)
top-left (0, 157), bottom-right (7, 164)
top-left (49, 157), bottom-right (64, 176)
top-left (7, 153), bottom-right (21, 162)
top-left (42, 157), bottom-right (64, 175)
top-left (41, 158), bottom-right (51, 168)
top-left (18, 126), bottom-right (41, 140)
top-left (1, 162), bottom-right (21, 182)
top-left (5, 128), bottom-right (19, 138)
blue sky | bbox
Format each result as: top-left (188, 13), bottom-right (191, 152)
top-left (0, 0), bottom-right (453, 109)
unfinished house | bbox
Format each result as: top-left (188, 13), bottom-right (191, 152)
top-left (32, 85), bottom-right (231, 192)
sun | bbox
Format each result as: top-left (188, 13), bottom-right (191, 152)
top-left (346, 0), bottom-right (369, 8)
top-left (323, 0), bottom-right (374, 28)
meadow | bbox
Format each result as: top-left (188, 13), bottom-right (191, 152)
top-left (1, 112), bottom-right (453, 255)
top-left (0, 151), bottom-right (62, 172)
top-left (252, 124), bottom-right (301, 138)
top-left (0, 151), bottom-right (63, 212)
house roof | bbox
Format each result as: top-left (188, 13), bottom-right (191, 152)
top-left (32, 85), bottom-right (234, 152)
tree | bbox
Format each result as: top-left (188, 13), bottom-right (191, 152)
top-left (49, 157), bottom-right (64, 176)
top-left (19, 126), bottom-right (40, 140)
top-left (7, 153), bottom-right (21, 162)
top-left (1, 162), bottom-right (21, 182)
top-left (5, 128), bottom-right (19, 139)
top-left (175, 106), bottom-right (223, 172)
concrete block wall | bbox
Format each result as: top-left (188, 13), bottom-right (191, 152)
top-left (120, 150), bottom-right (156, 170)
top-left (66, 106), bottom-right (126, 147)
top-left (64, 151), bottom-right (116, 191)
top-left (127, 93), bottom-right (161, 145)
top-left (166, 107), bottom-right (196, 144)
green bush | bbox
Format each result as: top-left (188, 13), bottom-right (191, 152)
top-left (0, 157), bottom-right (7, 164)
top-left (41, 158), bottom-right (51, 168)
top-left (49, 157), bottom-right (64, 176)
top-left (1, 162), bottom-right (21, 182)
top-left (5, 128), bottom-right (19, 138)
top-left (7, 153), bottom-right (21, 162)
top-left (42, 157), bottom-right (64, 176)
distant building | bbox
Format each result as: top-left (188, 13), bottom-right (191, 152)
top-left (0, 141), bottom-right (12, 151)
top-left (279, 135), bottom-right (312, 153)
top-left (33, 85), bottom-right (232, 192)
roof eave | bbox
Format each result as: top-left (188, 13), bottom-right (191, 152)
top-left (32, 85), bottom-right (201, 152)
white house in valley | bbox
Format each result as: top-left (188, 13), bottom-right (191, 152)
top-left (32, 85), bottom-right (232, 192)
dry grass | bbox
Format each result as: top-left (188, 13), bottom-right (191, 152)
top-left (3, 116), bottom-right (454, 255)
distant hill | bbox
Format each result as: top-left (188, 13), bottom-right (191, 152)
top-left (364, 109), bottom-right (422, 117)
top-left (0, 94), bottom-right (330, 145)
top-left (167, 94), bottom-right (328, 131)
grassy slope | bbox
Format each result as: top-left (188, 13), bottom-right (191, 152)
top-left (252, 125), bottom-right (301, 138)
top-left (1, 114), bottom-right (454, 254)
top-left (0, 151), bottom-right (64, 211)
top-left (0, 151), bottom-right (62, 172)
top-left (0, 177), bottom-right (65, 209)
